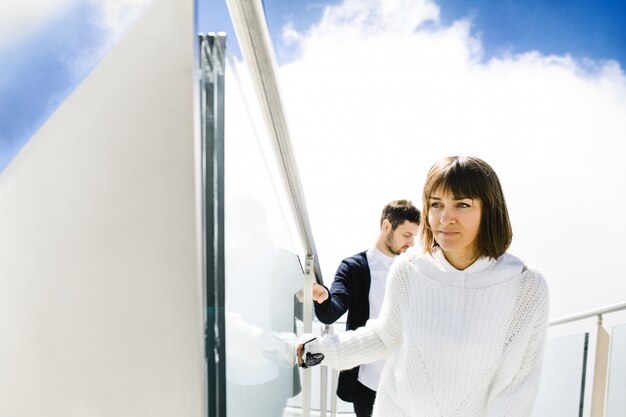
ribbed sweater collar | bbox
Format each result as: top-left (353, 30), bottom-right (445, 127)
top-left (414, 249), bottom-right (525, 289)
top-left (433, 249), bottom-right (495, 274)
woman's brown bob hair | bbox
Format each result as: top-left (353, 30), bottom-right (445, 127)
top-left (420, 156), bottom-right (512, 260)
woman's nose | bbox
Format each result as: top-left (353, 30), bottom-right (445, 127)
top-left (440, 209), bottom-right (455, 224)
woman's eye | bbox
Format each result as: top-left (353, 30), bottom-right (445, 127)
top-left (430, 202), bottom-right (442, 208)
top-left (457, 202), bottom-right (470, 208)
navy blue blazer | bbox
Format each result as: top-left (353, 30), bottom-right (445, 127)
top-left (314, 251), bottom-right (372, 402)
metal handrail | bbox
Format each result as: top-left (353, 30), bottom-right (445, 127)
top-left (549, 300), bottom-right (626, 326)
top-left (225, 0), bottom-right (323, 284)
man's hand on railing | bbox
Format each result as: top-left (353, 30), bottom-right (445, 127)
top-left (296, 282), bottom-right (330, 304)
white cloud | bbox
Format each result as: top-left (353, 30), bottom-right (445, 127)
top-left (0, 0), bottom-right (152, 69)
top-left (273, 0), bottom-right (626, 317)
top-left (0, 0), bottom-right (77, 46)
top-left (61, 0), bottom-right (153, 77)
top-left (315, 0), bottom-right (439, 35)
top-left (91, 0), bottom-right (153, 36)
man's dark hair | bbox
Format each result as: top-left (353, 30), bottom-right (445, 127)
top-left (380, 200), bottom-right (421, 230)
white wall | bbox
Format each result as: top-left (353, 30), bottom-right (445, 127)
top-left (0, 0), bottom-right (205, 416)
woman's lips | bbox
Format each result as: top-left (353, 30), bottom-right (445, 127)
top-left (437, 231), bottom-right (459, 236)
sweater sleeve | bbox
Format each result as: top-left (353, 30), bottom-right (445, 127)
top-left (304, 256), bottom-right (408, 370)
top-left (313, 257), bottom-right (356, 324)
top-left (488, 277), bottom-right (550, 417)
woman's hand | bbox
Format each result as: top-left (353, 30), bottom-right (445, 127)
top-left (296, 342), bottom-right (304, 367)
top-left (296, 337), bottom-right (325, 368)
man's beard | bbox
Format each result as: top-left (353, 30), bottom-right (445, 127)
top-left (385, 234), bottom-right (402, 256)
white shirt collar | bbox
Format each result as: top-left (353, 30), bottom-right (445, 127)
top-left (368, 246), bottom-right (395, 266)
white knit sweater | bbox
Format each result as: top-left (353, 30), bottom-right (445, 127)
top-left (305, 250), bottom-right (549, 417)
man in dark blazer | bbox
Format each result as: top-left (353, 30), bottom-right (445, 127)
top-left (310, 200), bottom-right (420, 417)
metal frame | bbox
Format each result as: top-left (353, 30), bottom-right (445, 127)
top-left (303, 255), bottom-right (316, 417)
top-left (199, 32), bottom-right (227, 417)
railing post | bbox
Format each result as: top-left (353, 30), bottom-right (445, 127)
top-left (303, 254), bottom-right (315, 417)
top-left (330, 367), bottom-right (338, 417)
top-left (591, 314), bottom-right (610, 417)
top-left (319, 324), bottom-right (331, 417)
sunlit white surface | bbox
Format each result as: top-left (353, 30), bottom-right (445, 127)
top-left (0, 0), bottom-right (204, 415)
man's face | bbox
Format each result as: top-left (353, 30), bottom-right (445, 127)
top-left (384, 220), bottom-right (419, 255)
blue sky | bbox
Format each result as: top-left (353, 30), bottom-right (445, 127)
top-left (0, 2), bottom-right (108, 171)
top-left (202, 0), bottom-right (626, 66)
top-left (0, 0), bottom-right (150, 172)
top-left (437, 0), bottom-right (626, 66)
top-left (208, 0), bottom-right (626, 316)
top-left (1, 0), bottom-right (625, 171)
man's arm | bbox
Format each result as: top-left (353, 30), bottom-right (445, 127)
top-left (313, 258), bottom-right (356, 324)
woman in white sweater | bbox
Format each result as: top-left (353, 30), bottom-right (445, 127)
top-left (297, 156), bottom-right (549, 417)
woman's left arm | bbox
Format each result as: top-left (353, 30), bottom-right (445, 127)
top-left (296, 256), bottom-right (410, 370)
top-left (488, 281), bottom-right (550, 417)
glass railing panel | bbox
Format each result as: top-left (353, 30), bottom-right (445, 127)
top-left (222, 46), bottom-right (304, 417)
top-left (531, 333), bottom-right (588, 417)
top-left (606, 323), bottom-right (626, 417)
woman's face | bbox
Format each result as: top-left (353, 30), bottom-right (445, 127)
top-left (427, 188), bottom-right (482, 269)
